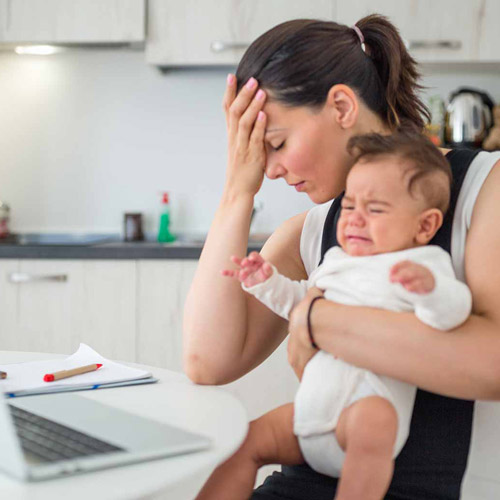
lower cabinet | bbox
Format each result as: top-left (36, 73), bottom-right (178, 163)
top-left (136, 259), bottom-right (198, 371)
top-left (0, 259), bottom-right (136, 361)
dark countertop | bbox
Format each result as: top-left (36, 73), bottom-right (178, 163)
top-left (0, 233), bottom-right (266, 260)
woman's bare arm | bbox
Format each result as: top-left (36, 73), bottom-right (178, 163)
top-left (290, 161), bottom-right (500, 401)
top-left (184, 74), bottom-right (308, 385)
top-left (183, 210), bottom-right (306, 385)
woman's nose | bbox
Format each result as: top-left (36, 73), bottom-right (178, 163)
top-left (265, 160), bottom-right (287, 180)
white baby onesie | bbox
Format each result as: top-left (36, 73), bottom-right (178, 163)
top-left (243, 245), bottom-right (472, 477)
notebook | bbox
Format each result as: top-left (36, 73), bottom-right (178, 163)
top-left (0, 344), bottom-right (157, 397)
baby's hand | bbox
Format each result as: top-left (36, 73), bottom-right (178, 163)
top-left (389, 260), bottom-right (435, 294)
top-left (222, 251), bottom-right (273, 288)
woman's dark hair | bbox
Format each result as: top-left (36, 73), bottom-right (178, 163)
top-left (347, 132), bottom-right (452, 214)
top-left (236, 15), bottom-right (430, 132)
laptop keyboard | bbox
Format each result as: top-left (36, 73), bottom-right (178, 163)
top-left (9, 404), bottom-right (124, 462)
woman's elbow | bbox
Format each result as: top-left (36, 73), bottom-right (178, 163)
top-left (183, 351), bottom-right (232, 386)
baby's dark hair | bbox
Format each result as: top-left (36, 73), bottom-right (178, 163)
top-left (347, 133), bottom-right (452, 214)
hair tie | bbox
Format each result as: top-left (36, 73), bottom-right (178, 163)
top-left (307, 296), bottom-right (324, 349)
top-left (352, 25), bottom-right (366, 53)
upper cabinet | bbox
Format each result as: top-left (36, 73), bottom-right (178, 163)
top-left (0, 0), bottom-right (145, 44)
top-left (336, 0), bottom-right (500, 63)
top-left (146, 0), bottom-right (335, 66)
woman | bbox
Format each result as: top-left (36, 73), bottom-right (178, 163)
top-left (183, 14), bottom-right (500, 500)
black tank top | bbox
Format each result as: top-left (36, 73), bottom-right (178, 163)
top-left (252, 149), bottom-right (480, 500)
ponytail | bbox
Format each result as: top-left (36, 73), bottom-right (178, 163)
top-left (357, 15), bottom-right (430, 131)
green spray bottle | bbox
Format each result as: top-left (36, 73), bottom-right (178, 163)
top-left (158, 192), bottom-right (176, 243)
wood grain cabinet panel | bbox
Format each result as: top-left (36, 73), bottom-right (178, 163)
top-left (146, 0), bottom-right (335, 66)
top-left (336, 0), bottom-right (493, 62)
top-left (76, 261), bottom-right (136, 362)
top-left (0, 260), bottom-right (136, 361)
top-left (136, 259), bottom-right (197, 371)
top-left (0, 0), bottom-right (145, 43)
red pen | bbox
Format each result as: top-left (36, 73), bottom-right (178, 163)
top-left (43, 363), bottom-right (102, 382)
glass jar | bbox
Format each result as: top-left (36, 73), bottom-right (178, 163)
top-left (124, 212), bottom-right (144, 242)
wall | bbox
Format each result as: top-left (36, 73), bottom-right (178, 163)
top-left (0, 50), bottom-right (499, 237)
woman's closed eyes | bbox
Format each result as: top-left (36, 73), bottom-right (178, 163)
top-left (269, 141), bottom-right (285, 152)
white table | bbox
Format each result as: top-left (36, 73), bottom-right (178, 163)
top-left (0, 351), bottom-right (248, 500)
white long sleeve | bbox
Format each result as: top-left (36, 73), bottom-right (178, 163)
top-left (407, 274), bottom-right (472, 330)
top-left (243, 246), bottom-right (472, 330)
top-left (242, 265), bottom-right (308, 320)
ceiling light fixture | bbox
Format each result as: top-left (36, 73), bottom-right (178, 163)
top-left (14, 45), bottom-right (63, 56)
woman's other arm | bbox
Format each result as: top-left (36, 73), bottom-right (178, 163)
top-left (290, 162), bottom-right (500, 401)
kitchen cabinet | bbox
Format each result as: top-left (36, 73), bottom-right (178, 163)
top-left (336, 0), bottom-right (500, 63)
top-left (136, 259), bottom-right (198, 372)
top-left (0, 0), bottom-right (145, 44)
top-left (0, 260), bottom-right (136, 362)
top-left (146, 0), bottom-right (335, 66)
top-left (476, 1), bottom-right (500, 62)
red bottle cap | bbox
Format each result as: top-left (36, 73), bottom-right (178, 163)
top-left (161, 192), bottom-right (169, 204)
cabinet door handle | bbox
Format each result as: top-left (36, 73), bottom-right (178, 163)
top-left (406, 40), bottom-right (462, 50)
top-left (8, 272), bottom-right (68, 283)
top-left (210, 40), bottom-right (249, 53)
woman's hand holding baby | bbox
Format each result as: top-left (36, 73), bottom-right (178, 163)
top-left (222, 251), bottom-right (273, 288)
top-left (390, 260), bottom-right (435, 294)
top-left (223, 74), bottom-right (268, 197)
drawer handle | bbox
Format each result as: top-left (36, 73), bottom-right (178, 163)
top-left (406, 40), bottom-right (462, 50)
top-left (210, 40), bottom-right (249, 53)
top-left (8, 272), bottom-right (68, 283)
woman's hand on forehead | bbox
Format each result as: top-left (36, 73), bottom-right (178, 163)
top-left (222, 75), bottom-right (270, 196)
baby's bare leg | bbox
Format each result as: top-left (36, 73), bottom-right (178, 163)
top-left (195, 402), bottom-right (304, 500)
top-left (335, 396), bottom-right (398, 500)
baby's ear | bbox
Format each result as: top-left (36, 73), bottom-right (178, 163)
top-left (415, 208), bottom-right (443, 245)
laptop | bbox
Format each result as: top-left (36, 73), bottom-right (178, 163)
top-left (0, 392), bottom-right (211, 481)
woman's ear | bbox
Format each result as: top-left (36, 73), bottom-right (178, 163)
top-left (325, 84), bottom-right (359, 129)
top-left (415, 208), bottom-right (443, 245)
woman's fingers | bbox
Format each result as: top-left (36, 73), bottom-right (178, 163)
top-left (249, 110), bottom-right (267, 159)
top-left (236, 89), bottom-right (267, 149)
top-left (227, 77), bottom-right (259, 141)
top-left (222, 73), bottom-right (237, 130)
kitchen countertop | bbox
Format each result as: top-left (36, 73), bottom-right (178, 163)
top-left (0, 233), bottom-right (267, 260)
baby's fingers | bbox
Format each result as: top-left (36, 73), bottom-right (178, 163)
top-left (262, 262), bottom-right (273, 278)
top-left (230, 255), bottom-right (243, 266)
top-left (248, 251), bottom-right (264, 264)
top-left (389, 260), bottom-right (413, 281)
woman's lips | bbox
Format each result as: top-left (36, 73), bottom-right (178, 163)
top-left (293, 181), bottom-right (305, 192)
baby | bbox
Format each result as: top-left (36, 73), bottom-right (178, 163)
top-left (196, 133), bottom-right (472, 500)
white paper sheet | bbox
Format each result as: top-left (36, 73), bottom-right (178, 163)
top-left (0, 344), bottom-right (153, 396)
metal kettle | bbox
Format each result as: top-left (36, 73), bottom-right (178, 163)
top-left (445, 87), bottom-right (494, 147)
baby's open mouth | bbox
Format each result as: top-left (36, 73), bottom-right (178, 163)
top-left (346, 235), bottom-right (371, 242)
